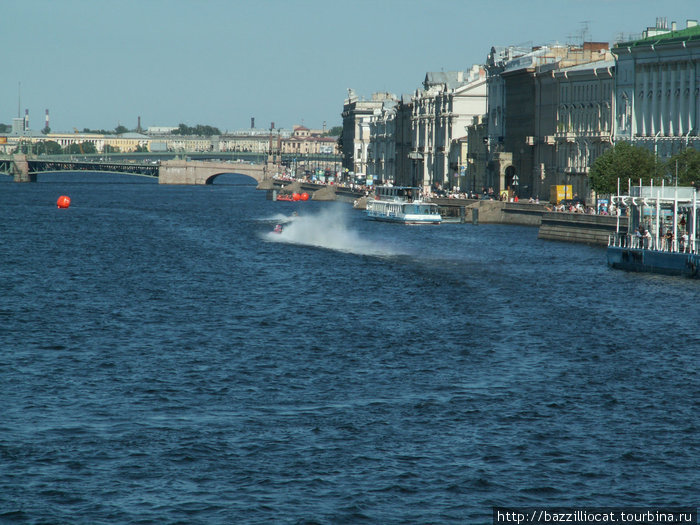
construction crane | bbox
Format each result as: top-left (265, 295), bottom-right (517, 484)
top-left (72, 127), bottom-right (85, 155)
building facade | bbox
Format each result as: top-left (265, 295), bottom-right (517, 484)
top-left (465, 115), bottom-right (488, 193)
top-left (394, 96), bottom-right (414, 186)
top-left (367, 100), bottom-right (398, 183)
top-left (486, 43), bottom-right (614, 198)
top-left (341, 91), bottom-right (397, 180)
top-left (550, 58), bottom-right (614, 198)
top-left (612, 19), bottom-right (700, 160)
top-left (410, 66), bottom-right (487, 193)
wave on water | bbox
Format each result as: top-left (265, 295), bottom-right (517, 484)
top-left (263, 207), bottom-right (400, 257)
top-left (257, 212), bottom-right (302, 224)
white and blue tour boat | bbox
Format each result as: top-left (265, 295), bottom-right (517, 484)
top-left (366, 186), bottom-right (442, 225)
top-left (607, 181), bottom-right (699, 278)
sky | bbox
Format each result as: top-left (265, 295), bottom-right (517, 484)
top-left (2, 0), bottom-right (698, 133)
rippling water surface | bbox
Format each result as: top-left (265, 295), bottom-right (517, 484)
top-left (1, 173), bottom-right (698, 524)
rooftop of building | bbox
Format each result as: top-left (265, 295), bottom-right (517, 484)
top-left (555, 58), bottom-right (615, 74)
top-left (615, 19), bottom-right (700, 48)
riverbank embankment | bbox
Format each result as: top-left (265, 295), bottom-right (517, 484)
top-left (261, 180), bottom-right (625, 246)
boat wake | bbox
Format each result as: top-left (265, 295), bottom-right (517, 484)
top-left (263, 207), bottom-right (401, 257)
top-left (258, 212), bottom-right (301, 224)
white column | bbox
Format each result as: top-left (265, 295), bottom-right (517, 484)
top-left (683, 62), bottom-right (697, 133)
top-left (644, 66), bottom-right (652, 136)
top-left (660, 64), bottom-right (668, 135)
top-left (690, 62), bottom-right (700, 133)
top-left (669, 63), bottom-right (677, 136)
top-left (651, 66), bottom-right (659, 135)
top-left (677, 64), bottom-right (685, 135)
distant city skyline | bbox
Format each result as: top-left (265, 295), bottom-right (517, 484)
top-left (3, 0), bottom-right (698, 133)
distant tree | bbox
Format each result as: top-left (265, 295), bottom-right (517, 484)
top-left (0, 123), bottom-right (10, 133)
top-left (35, 140), bottom-right (62, 155)
top-left (103, 144), bottom-right (120, 153)
top-left (42, 126), bottom-right (51, 135)
top-left (82, 142), bottom-right (97, 154)
top-left (589, 141), bottom-right (659, 195)
top-left (82, 128), bottom-right (110, 134)
top-left (134, 144), bottom-right (148, 152)
top-left (323, 126), bottom-right (342, 137)
top-left (172, 123), bottom-right (221, 136)
top-left (115, 125), bottom-right (129, 134)
top-left (64, 142), bottom-right (97, 154)
top-left (336, 134), bottom-right (343, 154)
top-left (664, 147), bottom-right (700, 186)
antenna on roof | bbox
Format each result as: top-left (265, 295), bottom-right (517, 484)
top-left (579, 20), bottom-right (590, 44)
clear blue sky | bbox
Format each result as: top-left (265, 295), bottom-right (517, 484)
top-left (2, 0), bottom-right (698, 133)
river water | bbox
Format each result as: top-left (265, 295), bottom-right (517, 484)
top-left (1, 173), bottom-right (698, 524)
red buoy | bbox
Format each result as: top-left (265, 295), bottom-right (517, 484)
top-left (301, 192), bottom-right (309, 201)
top-left (57, 195), bottom-right (71, 209)
top-left (292, 193), bottom-right (301, 201)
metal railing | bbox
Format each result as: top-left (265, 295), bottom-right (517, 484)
top-left (608, 232), bottom-right (698, 254)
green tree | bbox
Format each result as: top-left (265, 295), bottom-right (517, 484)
top-left (323, 126), bottom-right (342, 136)
top-left (664, 147), bottom-right (700, 186)
top-left (115, 125), bottom-right (129, 134)
top-left (103, 144), bottom-right (120, 153)
top-left (41, 126), bottom-right (51, 135)
top-left (336, 134), bottom-right (343, 154)
top-left (64, 141), bottom-right (97, 154)
top-left (172, 123), bottom-right (221, 136)
top-left (0, 123), bottom-right (10, 133)
top-left (589, 141), bottom-right (659, 194)
top-left (35, 140), bottom-right (62, 155)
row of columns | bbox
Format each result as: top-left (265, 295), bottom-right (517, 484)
top-left (559, 103), bottom-right (612, 134)
top-left (411, 111), bottom-right (456, 190)
top-left (635, 61), bottom-right (698, 136)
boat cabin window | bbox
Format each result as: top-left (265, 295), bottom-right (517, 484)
top-left (376, 186), bottom-right (418, 202)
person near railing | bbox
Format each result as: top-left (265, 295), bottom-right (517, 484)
top-left (680, 231), bottom-right (689, 253)
top-left (664, 230), bottom-right (674, 252)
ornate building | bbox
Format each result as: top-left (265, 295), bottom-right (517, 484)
top-left (393, 96), bottom-right (414, 187)
top-left (341, 91), bottom-right (397, 180)
top-left (486, 42), bottom-right (614, 198)
top-left (550, 57), bottom-right (614, 198)
top-left (367, 100), bottom-right (398, 184)
top-left (281, 126), bottom-right (338, 155)
top-left (485, 46), bottom-right (555, 196)
top-left (613, 19), bottom-right (700, 159)
top-left (410, 66), bottom-right (486, 193)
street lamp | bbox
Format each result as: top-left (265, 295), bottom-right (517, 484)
top-left (654, 130), bottom-right (661, 182)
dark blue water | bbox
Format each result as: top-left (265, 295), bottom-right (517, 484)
top-left (1, 173), bottom-right (698, 524)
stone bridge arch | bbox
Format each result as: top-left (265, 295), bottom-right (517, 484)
top-left (159, 159), bottom-right (268, 185)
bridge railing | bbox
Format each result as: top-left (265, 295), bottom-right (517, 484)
top-left (27, 159), bottom-right (160, 177)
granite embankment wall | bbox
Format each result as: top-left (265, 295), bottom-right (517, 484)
top-left (263, 180), bottom-right (360, 203)
top-left (433, 199), bottom-right (626, 245)
top-left (537, 212), bottom-right (627, 245)
top-left (432, 199), bottom-right (547, 226)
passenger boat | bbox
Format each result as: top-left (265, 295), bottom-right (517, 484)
top-left (606, 181), bottom-right (699, 278)
top-left (366, 186), bottom-right (441, 225)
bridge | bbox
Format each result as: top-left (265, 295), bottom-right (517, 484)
top-left (0, 154), bottom-right (268, 184)
top-left (158, 158), bottom-right (266, 184)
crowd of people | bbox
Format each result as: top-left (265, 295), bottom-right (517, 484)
top-left (630, 215), bottom-right (694, 252)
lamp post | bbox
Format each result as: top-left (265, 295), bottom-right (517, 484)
top-left (654, 130), bottom-right (661, 182)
